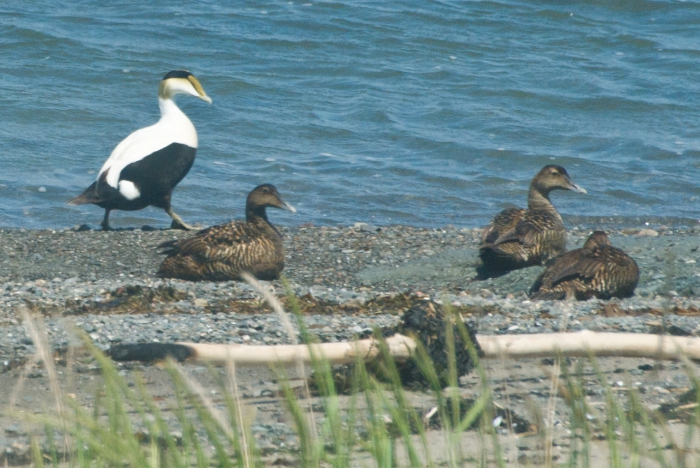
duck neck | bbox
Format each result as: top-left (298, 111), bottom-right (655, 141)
top-left (247, 206), bottom-right (282, 236)
top-left (527, 185), bottom-right (557, 212)
top-left (157, 96), bottom-right (198, 147)
top-left (246, 205), bottom-right (268, 223)
top-left (158, 97), bottom-right (187, 122)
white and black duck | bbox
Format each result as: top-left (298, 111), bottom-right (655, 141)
top-left (69, 70), bottom-right (211, 230)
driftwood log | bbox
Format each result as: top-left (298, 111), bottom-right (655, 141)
top-left (108, 301), bottom-right (700, 380)
top-left (108, 332), bottom-right (700, 364)
top-left (109, 302), bottom-right (483, 386)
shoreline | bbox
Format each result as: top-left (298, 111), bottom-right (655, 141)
top-left (3, 212), bottom-right (700, 235)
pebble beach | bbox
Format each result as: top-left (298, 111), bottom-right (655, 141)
top-left (0, 223), bottom-right (454, 362)
top-left (2, 222), bottom-right (700, 465)
top-left (0, 223), bottom-right (699, 363)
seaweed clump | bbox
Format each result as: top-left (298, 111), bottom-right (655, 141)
top-left (392, 300), bottom-right (482, 388)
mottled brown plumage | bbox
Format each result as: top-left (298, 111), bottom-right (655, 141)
top-left (476, 165), bottom-right (586, 279)
top-left (530, 230), bottom-right (639, 301)
top-left (157, 184), bottom-right (296, 281)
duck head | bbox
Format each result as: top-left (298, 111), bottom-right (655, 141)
top-left (158, 70), bottom-right (212, 103)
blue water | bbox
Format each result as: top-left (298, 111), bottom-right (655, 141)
top-left (1, 1), bottom-right (699, 230)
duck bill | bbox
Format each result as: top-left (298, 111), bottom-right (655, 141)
top-left (567, 180), bottom-right (587, 194)
top-left (280, 201), bottom-right (297, 213)
top-left (188, 76), bottom-right (213, 104)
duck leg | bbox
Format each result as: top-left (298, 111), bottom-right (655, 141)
top-left (101, 209), bottom-right (112, 231)
top-left (159, 194), bottom-right (195, 230)
top-left (166, 207), bottom-right (195, 230)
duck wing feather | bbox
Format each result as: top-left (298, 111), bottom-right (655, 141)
top-left (161, 222), bottom-right (265, 258)
top-left (482, 208), bottom-right (524, 244)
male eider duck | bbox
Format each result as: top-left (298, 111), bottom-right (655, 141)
top-left (530, 230), bottom-right (639, 301)
top-left (476, 165), bottom-right (586, 279)
top-left (157, 184), bottom-right (296, 281)
top-left (69, 70), bottom-right (212, 230)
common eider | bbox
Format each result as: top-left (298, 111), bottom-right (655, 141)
top-left (476, 165), bottom-right (586, 279)
top-left (157, 184), bottom-right (296, 281)
top-left (530, 230), bottom-right (639, 301)
top-left (69, 70), bottom-right (212, 230)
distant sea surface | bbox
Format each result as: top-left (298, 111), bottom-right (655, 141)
top-left (1, 1), bottom-right (699, 230)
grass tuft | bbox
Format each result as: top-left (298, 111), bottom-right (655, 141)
top-left (4, 291), bottom-right (699, 467)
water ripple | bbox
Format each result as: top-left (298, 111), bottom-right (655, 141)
top-left (0, 1), bottom-right (698, 229)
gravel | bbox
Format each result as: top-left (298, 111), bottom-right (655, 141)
top-left (0, 223), bottom-right (699, 369)
top-left (1, 223), bottom-right (700, 465)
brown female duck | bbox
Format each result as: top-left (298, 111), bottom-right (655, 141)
top-left (530, 230), bottom-right (639, 301)
top-left (157, 184), bottom-right (296, 281)
top-left (476, 165), bottom-right (586, 279)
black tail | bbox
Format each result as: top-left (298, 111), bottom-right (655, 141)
top-left (157, 239), bottom-right (180, 255)
top-left (107, 343), bottom-right (195, 362)
top-left (474, 247), bottom-right (519, 280)
top-left (68, 182), bottom-right (100, 205)
top-left (529, 290), bottom-right (566, 301)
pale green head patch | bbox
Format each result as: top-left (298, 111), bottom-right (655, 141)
top-left (158, 73), bottom-right (212, 103)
